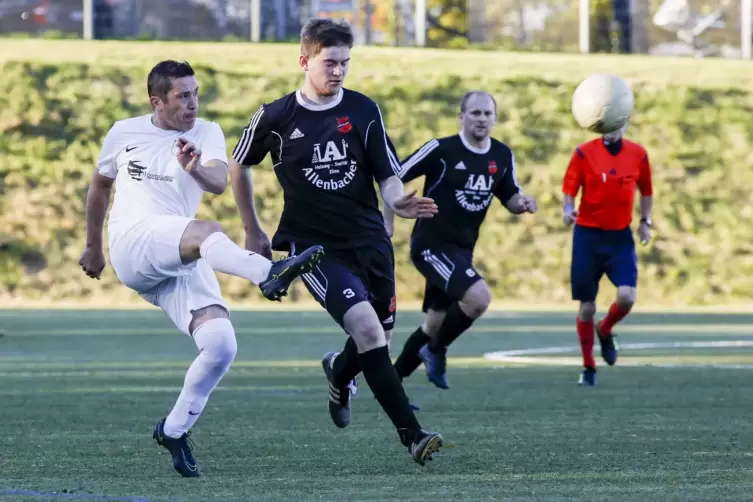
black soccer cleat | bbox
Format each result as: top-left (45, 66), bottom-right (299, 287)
top-left (399, 428), bottom-right (444, 466)
top-left (596, 322), bottom-right (619, 366)
top-left (259, 245), bottom-right (324, 301)
top-left (153, 418), bottom-right (201, 478)
top-left (322, 351), bottom-right (357, 428)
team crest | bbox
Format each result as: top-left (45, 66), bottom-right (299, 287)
top-left (488, 160), bottom-right (498, 174)
top-left (336, 116), bottom-right (352, 134)
top-left (389, 295), bottom-right (397, 313)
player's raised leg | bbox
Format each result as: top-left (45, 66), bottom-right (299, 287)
top-left (181, 219), bottom-right (323, 301)
top-left (597, 232), bottom-right (639, 365)
top-left (153, 303), bottom-right (236, 477)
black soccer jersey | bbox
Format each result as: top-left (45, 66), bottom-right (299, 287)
top-left (232, 88), bottom-right (401, 250)
top-left (400, 134), bottom-right (521, 249)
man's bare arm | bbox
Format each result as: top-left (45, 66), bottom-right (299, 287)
top-left (383, 204), bottom-right (396, 237)
top-left (639, 195), bottom-right (652, 222)
top-left (229, 159), bottom-right (263, 233)
top-left (189, 159), bottom-right (228, 195)
top-left (85, 171), bottom-right (115, 248)
top-left (378, 175), bottom-right (405, 212)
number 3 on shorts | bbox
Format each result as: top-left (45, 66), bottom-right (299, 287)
top-left (343, 288), bottom-right (355, 299)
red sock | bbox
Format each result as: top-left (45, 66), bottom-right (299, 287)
top-left (576, 318), bottom-right (595, 368)
top-left (599, 303), bottom-right (631, 336)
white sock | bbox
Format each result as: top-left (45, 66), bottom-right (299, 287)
top-left (163, 318), bottom-right (237, 438)
top-left (199, 232), bottom-right (272, 285)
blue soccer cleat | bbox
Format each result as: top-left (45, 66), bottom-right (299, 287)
top-left (578, 367), bottom-right (597, 386)
top-left (418, 344), bottom-right (449, 389)
top-left (596, 322), bottom-right (619, 366)
top-left (153, 418), bottom-right (201, 478)
top-left (259, 245), bottom-right (324, 301)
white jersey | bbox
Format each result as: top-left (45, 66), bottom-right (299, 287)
top-left (96, 114), bottom-right (228, 244)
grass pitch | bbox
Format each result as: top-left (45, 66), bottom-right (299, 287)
top-left (1, 309), bottom-right (753, 501)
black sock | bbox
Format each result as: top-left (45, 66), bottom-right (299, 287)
top-left (428, 301), bottom-right (475, 353)
top-left (333, 336), bottom-right (361, 387)
top-left (359, 345), bottom-right (421, 435)
top-left (393, 327), bottom-right (430, 379)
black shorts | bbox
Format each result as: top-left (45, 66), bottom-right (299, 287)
top-left (289, 236), bottom-right (396, 331)
top-left (410, 239), bottom-right (483, 313)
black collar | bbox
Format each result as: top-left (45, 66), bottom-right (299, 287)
top-left (603, 138), bottom-right (623, 156)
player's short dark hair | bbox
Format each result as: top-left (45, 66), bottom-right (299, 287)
top-left (147, 60), bottom-right (195, 100)
top-left (300, 18), bottom-right (354, 57)
top-left (460, 91), bottom-right (497, 114)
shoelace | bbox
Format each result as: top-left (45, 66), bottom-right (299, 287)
top-left (183, 431), bottom-right (196, 453)
top-left (346, 376), bottom-right (358, 397)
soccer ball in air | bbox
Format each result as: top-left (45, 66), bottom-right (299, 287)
top-left (571, 73), bottom-right (634, 134)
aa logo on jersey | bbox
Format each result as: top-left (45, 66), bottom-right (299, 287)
top-left (457, 173), bottom-right (495, 212)
top-left (305, 140), bottom-right (358, 191)
top-left (488, 160), bottom-right (498, 174)
top-left (336, 117), bottom-right (352, 134)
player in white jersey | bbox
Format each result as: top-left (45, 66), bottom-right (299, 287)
top-left (78, 60), bottom-right (324, 478)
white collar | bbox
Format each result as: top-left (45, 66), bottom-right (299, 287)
top-left (296, 88), bottom-right (343, 111)
top-left (459, 130), bottom-right (491, 154)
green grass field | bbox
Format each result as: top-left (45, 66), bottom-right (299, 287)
top-left (2, 308), bottom-right (753, 501)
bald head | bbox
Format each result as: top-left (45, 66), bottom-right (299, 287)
top-left (460, 91), bottom-right (497, 142)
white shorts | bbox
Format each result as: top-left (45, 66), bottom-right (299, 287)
top-left (109, 215), bottom-right (227, 336)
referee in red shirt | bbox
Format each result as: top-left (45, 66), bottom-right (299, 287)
top-left (562, 126), bottom-right (653, 386)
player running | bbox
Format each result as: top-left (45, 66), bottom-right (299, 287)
top-left (78, 60), bottom-right (323, 478)
top-left (229, 18), bottom-right (443, 465)
top-left (561, 125), bottom-right (653, 386)
top-left (385, 91), bottom-right (537, 400)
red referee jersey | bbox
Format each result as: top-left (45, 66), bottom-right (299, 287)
top-left (562, 138), bottom-right (653, 230)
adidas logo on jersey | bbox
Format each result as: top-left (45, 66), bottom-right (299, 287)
top-left (455, 161), bottom-right (467, 170)
top-left (290, 129), bottom-right (304, 139)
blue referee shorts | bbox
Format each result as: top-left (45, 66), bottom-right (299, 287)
top-left (570, 224), bottom-right (637, 302)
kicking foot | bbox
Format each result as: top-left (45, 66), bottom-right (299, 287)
top-left (259, 245), bottom-right (324, 301)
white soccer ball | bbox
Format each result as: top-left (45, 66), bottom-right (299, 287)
top-left (571, 73), bottom-right (634, 134)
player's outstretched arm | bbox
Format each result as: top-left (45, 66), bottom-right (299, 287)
top-left (379, 176), bottom-right (438, 220)
top-left (79, 170), bottom-right (113, 279)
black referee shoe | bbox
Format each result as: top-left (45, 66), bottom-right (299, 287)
top-left (259, 245), bottom-right (324, 301)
